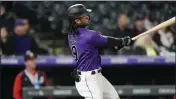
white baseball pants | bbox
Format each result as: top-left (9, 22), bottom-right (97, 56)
top-left (75, 69), bottom-right (120, 99)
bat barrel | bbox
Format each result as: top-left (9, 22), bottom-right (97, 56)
top-left (132, 17), bottom-right (176, 40)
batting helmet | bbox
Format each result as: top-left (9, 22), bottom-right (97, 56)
top-left (67, 4), bottom-right (92, 21)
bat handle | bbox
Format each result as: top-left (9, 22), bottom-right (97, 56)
top-left (131, 33), bottom-right (146, 40)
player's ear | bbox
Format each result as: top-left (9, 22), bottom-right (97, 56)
top-left (75, 19), bottom-right (81, 25)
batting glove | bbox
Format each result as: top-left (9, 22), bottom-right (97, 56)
top-left (122, 36), bottom-right (133, 46)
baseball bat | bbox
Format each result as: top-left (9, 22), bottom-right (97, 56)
top-left (132, 17), bottom-right (176, 40)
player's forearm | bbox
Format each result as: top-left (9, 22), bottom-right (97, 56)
top-left (106, 36), bottom-right (133, 50)
top-left (107, 36), bottom-right (124, 47)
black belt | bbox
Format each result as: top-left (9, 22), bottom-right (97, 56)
top-left (78, 68), bottom-right (102, 75)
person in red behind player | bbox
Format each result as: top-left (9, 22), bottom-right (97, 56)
top-left (13, 50), bottom-right (49, 99)
top-left (173, 96), bottom-right (176, 99)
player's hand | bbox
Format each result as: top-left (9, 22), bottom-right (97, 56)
top-left (122, 36), bottom-right (133, 46)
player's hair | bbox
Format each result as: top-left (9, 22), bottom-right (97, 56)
top-left (62, 20), bottom-right (79, 34)
top-left (68, 20), bottom-right (87, 33)
top-left (68, 21), bottom-right (78, 33)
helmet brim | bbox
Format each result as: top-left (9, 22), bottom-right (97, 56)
top-left (75, 9), bottom-right (92, 19)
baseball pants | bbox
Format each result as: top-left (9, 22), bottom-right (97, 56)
top-left (75, 68), bottom-right (120, 99)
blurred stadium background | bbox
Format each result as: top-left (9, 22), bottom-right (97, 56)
top-left (0, 1), bottom-right (176, 99)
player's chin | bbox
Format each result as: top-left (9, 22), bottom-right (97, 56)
top-left (85, 21), bottom-right (90, 25)
top-left (85, 23), bottom-right (89, 26)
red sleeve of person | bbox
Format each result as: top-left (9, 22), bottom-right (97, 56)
top-left (174, 96), bottom-right (176, 99)
top-left (13, 51), bottom-right (50, 99)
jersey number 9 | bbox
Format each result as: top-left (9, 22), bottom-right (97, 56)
top-left (71, 46), bottom-right (78, 61)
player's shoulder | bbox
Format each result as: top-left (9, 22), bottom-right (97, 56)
top-left (85, 29), bottom-right (97, 34)
top-left (77, 28), bottom-right (95, 37)
top-left (78, 28), bottom-right (96, 34)
top-left (83, 28), bottom-right (100, 37)
top-left (85, 29), bottom-right (100, 41)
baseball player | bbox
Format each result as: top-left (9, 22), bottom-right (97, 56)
top-left (66, 4), bottom-right (133, 99)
